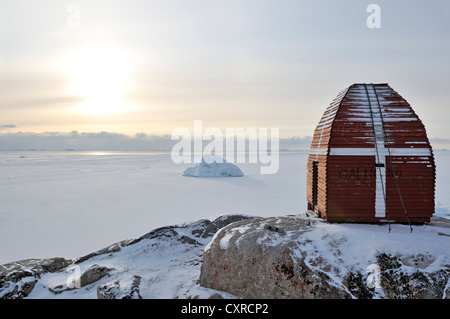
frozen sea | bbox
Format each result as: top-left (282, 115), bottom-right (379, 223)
top-left (1, 150), bottom-right (449, 265)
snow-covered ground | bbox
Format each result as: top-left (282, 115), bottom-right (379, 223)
top-left (0, 151), bottom-right (305, 265)
top-left (0, 150), bottom-right (449, 265)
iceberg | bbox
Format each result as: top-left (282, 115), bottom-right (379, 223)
top-left (183, 156), bottom-right (244, 177)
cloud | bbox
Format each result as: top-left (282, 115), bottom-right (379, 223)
top-left (429, 138), bottom-right (450, 150)
top-left (0, 131), bottom-right (312, 151)
top-left (0, 124), bottom-right (17, 130)
top-left (3, 131), bottom-right (447, 152)
top-left (278, 136), bottom-right (312, 151)
top-left (0, 131), bottom-right (171, 151)
top-left (0, 124), bottom-right (17, 131)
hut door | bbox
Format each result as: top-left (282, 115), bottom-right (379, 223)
top-left (312, 161), bottom-right (319, 208)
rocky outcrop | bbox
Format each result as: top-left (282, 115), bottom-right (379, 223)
top-left (375, 253), bottom-right (449, 299)
top-left (0, 257), bottom-right (71, 299)
top-left (200, 216), bottom-right (350, 298)
top-left (200, 215), bottom-right (450, 299)
top-left (1, 214), bottom-right (449, 299)
top-left (0, 214), bottom-right (251, 299)
top-left (79, 264), bottom-right (112, 288)
top-left (97, 275), bottom-right (142, 299)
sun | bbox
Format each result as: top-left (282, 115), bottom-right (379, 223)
top-left (62, 45), bottom-right (132, 115)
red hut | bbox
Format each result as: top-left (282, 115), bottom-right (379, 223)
top-left (306, 83), bottom-right (435, 224)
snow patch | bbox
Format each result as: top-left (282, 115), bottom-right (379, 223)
top-left (219, 224), bottom-right (252, 249)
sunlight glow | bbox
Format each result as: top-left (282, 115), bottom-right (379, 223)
top-left (62, 45), bottom-right (133, 115)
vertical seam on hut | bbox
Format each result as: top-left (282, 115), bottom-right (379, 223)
top-left (364, 84), bottom-right (390, 231)
top-left (372, 84), bottom-right (412, 232)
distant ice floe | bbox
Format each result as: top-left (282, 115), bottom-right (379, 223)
top-left (436, 202), bottom-right (450, 218)
top-left (183, 155), bottom-right (244, 177)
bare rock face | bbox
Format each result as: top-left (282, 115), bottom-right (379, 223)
top-left (200, 216), bottom-right (351, 298)
top-left (79, 264), bottom-right (112, 288)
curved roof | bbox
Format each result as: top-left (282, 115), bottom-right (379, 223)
top-left (310, 83), bottom-right (432, 154)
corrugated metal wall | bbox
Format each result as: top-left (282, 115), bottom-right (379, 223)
top-left (307, 83), bottom-right (435, 223)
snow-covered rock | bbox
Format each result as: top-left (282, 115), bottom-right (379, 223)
top-left (0, 215), bottom-right (250, 299)
top-left (0, 257), bottom-right (71, 299)
top-left (200, 215), bottom-right (450, 299)
top-left (183, 156), bottom-right (244, 177)
top-left (1, 213), bottom-right (449, 299)
top-left (97, 275), bottom-right (142, 299)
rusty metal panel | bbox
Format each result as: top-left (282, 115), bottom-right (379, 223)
top-left (326, 155), bottom-right (376, 221)
top-left (306, 154), bottom-right (328, 217)
top-left (384, 155), bottom-right (435, 223)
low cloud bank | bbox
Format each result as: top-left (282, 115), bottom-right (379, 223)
top-left (1, 131), bottom-right (448, 152)
top-left (0, 131), bottom-right (313, 152)
top-left (0, 124), bottom-right (17, 130)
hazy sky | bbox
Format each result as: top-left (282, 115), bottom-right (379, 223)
top-left (1, 0), bottom-right (450, 140)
